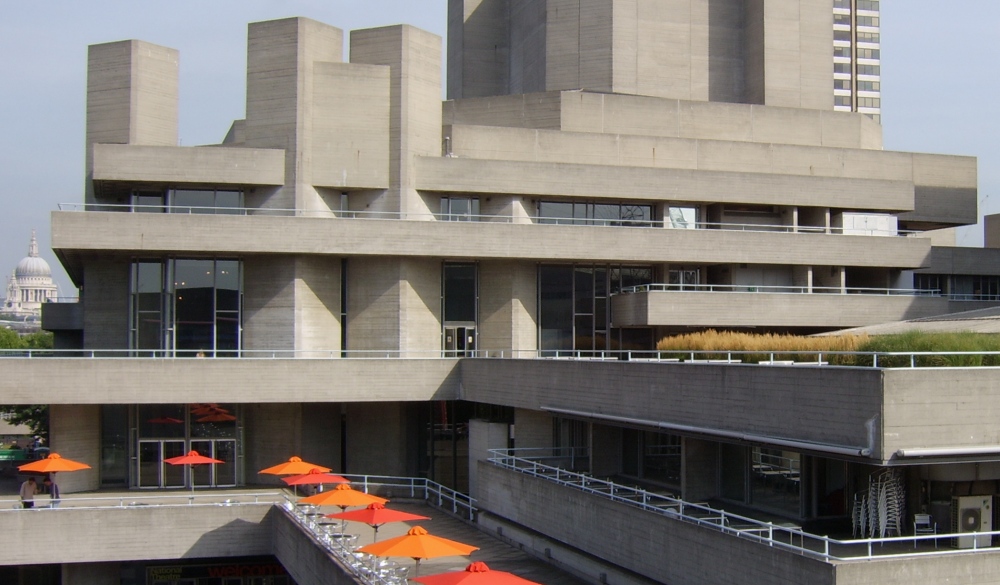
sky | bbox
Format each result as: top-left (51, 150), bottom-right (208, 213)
top-left (0, 1), bottom-right (998, 296)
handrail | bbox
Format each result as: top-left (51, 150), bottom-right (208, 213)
top-left (618, 283), bottom-right (941, 296)
top-left (4, 347), bottom-right (1000, 368)
top-left (487, 449), bottom-right (1000, 561)
top-left (0, 490), bottom-right (284, 510)
top-left (55, 203), bottom-right (922, 237)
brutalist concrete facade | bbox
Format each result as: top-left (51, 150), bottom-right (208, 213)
top-left (18, 2), bottom-right (1000, 584)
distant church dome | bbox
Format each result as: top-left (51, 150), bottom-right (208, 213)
top-left (3, 230), bottom-right (59, 320)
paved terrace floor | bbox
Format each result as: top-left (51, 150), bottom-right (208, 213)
top-left (0, 477), bottom-right (591, 585)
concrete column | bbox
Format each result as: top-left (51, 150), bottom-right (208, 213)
top-left (682, 437), bottom-right (719, 502)
top-left (468, 419), bottom-right (510, 499)
top-left (448, 0), bottom-right (510, 99)
top-left (346, 258), bottom-right (440, 356)
top-left (245, 403), bottom-right (302, 487)
top-left (49, 405), bottom-right (101, 493)
top-left (591, 424), bottom-right (622, 477)
top-left (513, 408), bottom-right (552, 449)
top-left (82, 260), bottom-right (129, 351)
top-left (479, 261), bottom-right (537, 356)
top-left (345, 402), bottom-right (418, 476)
top-left (86, 40), bottom-right (178, 204)
top-left (243, 256), bottom-right (342, 353)
top-left (62, 562), bottom-right (119, 585)
top-left (351, 25), bottom-right (443, 219)
top-left (245, 18), bottom-right (344, 211)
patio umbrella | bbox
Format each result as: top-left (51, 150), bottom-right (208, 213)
top-left (18, 453), bottom-right (91, 474)
top-left (298, 483), bottom-right (387, 509)
top-left (358, 525), bottom-right (479, 576)
top-left (282, 468), bottom-right (350, 488)
top-left (259, 456), bottom-right (331, 476)
top-left (412, 562), bottom-right (542, 585)
top-left (148, 416), bottom-right (184, 424)
top-left (195, 412), bottom-right (237, 423)
top-left (164, 450), bottom-right (223, 495)
top-left (325, 502), bottom-right (429, 540)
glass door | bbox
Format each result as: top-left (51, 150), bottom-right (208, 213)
top-left (190, 439), bottom-right (237, 487)
top-left (138, 440), bottom-right (186, 488)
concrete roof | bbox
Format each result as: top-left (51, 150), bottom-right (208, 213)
top-left (823, 306), bottom-right (1000, 336)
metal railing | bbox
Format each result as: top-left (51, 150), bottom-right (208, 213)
top-left (619, 283), bottom-right (941, 296)
top-left (487, 449), bottom-right (1000, 562)
top-left (56, 203), bottom-right (921, 237)
top-left (5, 347), bottom-right (1000, 368)
top-left (0, 490), bottom-right (284, 511)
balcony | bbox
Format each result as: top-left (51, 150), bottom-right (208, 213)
top-left (611, 284), bottom-right (950, 328)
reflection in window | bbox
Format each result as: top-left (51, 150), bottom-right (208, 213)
top-left (751, 447), bottom-right (801, 517)
top-left (621, 429), bottom-right (681, 488)
top-left (538, 201), bottom-right (653, 227)
top-left (667, 207), bottom-right (696, 229)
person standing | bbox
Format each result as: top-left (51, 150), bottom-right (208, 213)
top-left (19, 476), bottom-right (38, 509)
top-left (43, 476), bottom-right (60, 508)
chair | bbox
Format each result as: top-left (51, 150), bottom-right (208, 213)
top-left (913, 513), bottom-right (937, 548)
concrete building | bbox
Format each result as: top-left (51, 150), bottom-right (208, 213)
top-left (6, 1), bottom-right (1000, 584)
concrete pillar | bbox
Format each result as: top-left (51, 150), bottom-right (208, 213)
top-left (591, 424), bottom-right (622, 477)
top-left (62, 562), bottom-right (119, 585)
top-left (344, 402), bottom-right (417, 476)
top-left (82, 260), bottom-right (129, 351)
top-left (513, 408), bottom-right (552, 449)
top-left (479, 261), bottom-right (537, 356)
top-left (468, 419), bottom-right (510, 499)
top-left (245, 403), bottom-right (302, 487)
top-left (86, 40), bottom-right (178, 204)
top-left (351, 25), bottom-right (443, 219)
top-left (49, 405), bottom-right (101, 493)
top-left (682, 437), bottom-right (719, 502)
top-left (447, 0), bottom-right (510, 99)
top-left (346, 258), bottom-right (440, 356)
top-left (243, 256), bottom-right (342, 353)
top-left (245, 18), bottom-right (344, 211)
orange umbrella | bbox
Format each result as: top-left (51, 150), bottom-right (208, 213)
top-left (412, 562), bottom-right (542, 585)
top-left (298, 483), bottom-right (387, 509)
top-left (325, 502), bottom-right (430, 540)
top-left (164, 450), bottom-right (224, 494)
top-left (19, 453), bottom-right (91, 473)
top-left (196, 413), bottom-right (237, 423)
top-left (259, 456), bottom-right (331, 476)
top-left (358, 525), bottom-right (479, 576)
top-left (282, 468), bottom-right (350, 487)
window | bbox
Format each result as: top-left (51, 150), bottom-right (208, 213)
top-left (858, 64), bottom-right (880, 76)
top-left (833, 0), bottom-right (850, 8)
top-left (537, 201), bottom-right (654, 227)
top-left (834, 79), bottom-right (851, 90)
top-left (857, 80), bottom-right (880, 92)
top-left (667, 206), bottom-right (697, 229)
top-left (834, 62), bottom-right (851, 74)
top-left (857, 48), bottom-right (880, 60)
top-left (834, 30), bottom-right (852, 42)
top-left (834, 47), bottom-right (851, 58)
top-left (856, 15), bottom-right (879, 27)
top-left (833, 14), bottom-right (851, 26)
top-left (835, 96), bottom-right (852, 107)
top-left (858, 97), bottom-right (880, 108)
top-left (130, 259), bottom-right (242, 356)
top-left (439, 196), bottom-right (480, 221)
top-left (857, 32), bottom-right (880, 43)
top-left (131, 189), bottom-right (243, 215)
top-left (857, 0), bottom-right (879, 10)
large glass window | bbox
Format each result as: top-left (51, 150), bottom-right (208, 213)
top-left (131, 189), bottom-right (243, 215)
top-left (538, 201), bottom-right (653, 227)
top-left (130, 259), bottom-right (242, 356)
top-left (442, 263), bottom-right (478, 356)
top-left (751, 447), bottom-right (801, 517)
top-left (440, 196), bottom-right (480, 221)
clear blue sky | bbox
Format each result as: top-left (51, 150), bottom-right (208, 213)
top-left (1, 1), bottom-right (997, 294)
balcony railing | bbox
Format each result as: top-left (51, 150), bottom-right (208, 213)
top-left (618, 283), bottom-right (940, 296)
top-left (56, 204), bottom-right (922, 237)
top-left (4, 348), bottom-right (1000, 368)
top-left (487, 449), bottom-right (1000, 561)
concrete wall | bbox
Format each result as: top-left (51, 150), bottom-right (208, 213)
top-left (310, 62), bottom-right (391, 190)
top-left (86, 40), bottom-right (178, 203)
top-left (683, 437), bottom-right (719, 502)
top-left (49, 405), bottom-right (101, 493)
top-left (463, 360), bottom-right (883, 458)
top-left (883, 369), bottom-right (1000, 459)
top-left (82, 260), bottom-right (129, 350)
top-left (91, 144), bottom-right (285, 186)
top-left (351, 26), bottom-right (442, 218)
top-left (478, 463), bottom-right (836, 585)
top-left (447, 0), bottom-right (510, 99)
top-left (344, 402), bottom-right (417, 476)
top-left (245, 403), bottom-right (304, 487)
top-left (4, 360), bottom-right (460, 405)
top-left (272, 507), bottom-right (357, 585)
top-left (0, 504), bottom-right (272, 565)
top-left (512, 408), bottom-right (552, 449)
top-left (612, 291), bottom-right (951, 329)
top-left (468, 419), bottom-right (510, 499)
top-left (245, 18), bottom-right (343, 212)
top-left (478, 261), bottom-right (537, 353)
top-left (753, 0), bottom-right (832, 110)
top-left (986, 214), bottom-right (1000, 248)
top-left (916, 246), bottom-right (1000, 276)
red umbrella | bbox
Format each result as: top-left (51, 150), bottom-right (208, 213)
top-left (325, 502), bottom-right (430, 540)
top-left (195, 413), bottom-right (237, 423)
top-left (164, 450), bottom-right (223, 494)
top-left (412, 562), bottom-right (542, 585)
top-left (148, 417), bottom-right (184, 424)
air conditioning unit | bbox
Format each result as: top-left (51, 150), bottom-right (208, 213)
top-left (951, 496), bottom-right (992, 549)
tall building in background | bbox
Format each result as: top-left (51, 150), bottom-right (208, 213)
top-left (833, 0), bottom-right (881, 122)
top-left (2, 230), bottom-right (58, 325)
